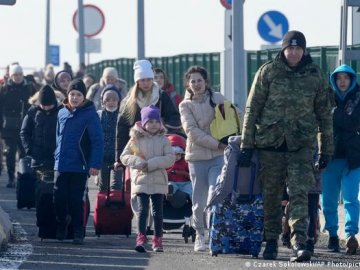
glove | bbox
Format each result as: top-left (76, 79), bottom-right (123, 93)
top-left (238, 148), bottom-right (253, 167)
top-left (315, 154), bottom-right (331, 170)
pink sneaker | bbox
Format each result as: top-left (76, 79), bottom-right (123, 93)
top-left (152, 236), bottom-right (163, 252)
top-left (135, 233), bottom-right (147, 253)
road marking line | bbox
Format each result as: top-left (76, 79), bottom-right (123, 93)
top-left (0, 222), bottom-right (33, 270)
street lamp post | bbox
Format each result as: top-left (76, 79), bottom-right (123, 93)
top-left (45, 0), bottom-right (50, 67)
top-left (78, 0), bottom-right (85, 66)
top-left (137, 0), bottom-right (145, 60)
top-left (232, 0), bottom-right (246, 111)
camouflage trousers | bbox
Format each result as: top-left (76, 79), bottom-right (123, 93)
top-left (259, 147), bottom-right (314, 245)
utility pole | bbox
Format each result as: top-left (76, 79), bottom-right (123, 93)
top-left (78, 0), bottom-right (85, 66)
top-left (352, 6), bottom-right (360, 44)
top-left (232, 0), bottom-right (247, 111)
top-left (339, 0), bottom-right (360, 65)
top-left (137, 0), bottom-right (145, 60)
top-left (45, 0), bottom-right (50, 67)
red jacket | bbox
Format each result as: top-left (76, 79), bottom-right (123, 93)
top-left (166, 84), bottom-right (182, 108)
top-left (166, 158), bottom-right (190, 182)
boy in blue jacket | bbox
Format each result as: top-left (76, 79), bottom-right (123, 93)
top-left (54, 78), bottom-right (103, 244)
top-left (322, 64), bottom-right (360, 255)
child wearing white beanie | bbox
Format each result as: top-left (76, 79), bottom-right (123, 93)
top-left (133, 60), bottom-right (154, 82)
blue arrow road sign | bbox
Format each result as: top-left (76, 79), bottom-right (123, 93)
top-left (257, 10), bottom-right (289, 43)
top-left (49, 45), bottom-right (60, 66)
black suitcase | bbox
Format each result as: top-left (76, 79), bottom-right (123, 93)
top-left (16, 172), bottom-right (37, 209)
top-left (36, 180), bottom-right (90, 240)
top-left (16, 157), bottom-right (36, 209)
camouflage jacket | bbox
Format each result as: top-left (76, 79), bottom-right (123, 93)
top-left (241, 53), bottom-right (334, 155)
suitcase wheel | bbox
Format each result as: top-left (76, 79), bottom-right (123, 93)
top-left (210, 251), bottom-right (218, 257)
top-left (126, 225), bottom-right (132, 237)
top-left (95, 228), bottom-right (101, 237)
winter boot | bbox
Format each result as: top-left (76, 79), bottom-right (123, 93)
top-left (291, 243), bottom-right (311, 262)
top-left (345, 235), bottom-right (359, 255)
top-left (262, 239), bottom-right (278, 260)
top-left (327, 236), bottom-right (340, 252)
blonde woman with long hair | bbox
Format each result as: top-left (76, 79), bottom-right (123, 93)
top-left (114, 59), bottom-right (181, 168)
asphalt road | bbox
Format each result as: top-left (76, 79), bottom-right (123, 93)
top-left (0, 173), bottom-right (359, 270)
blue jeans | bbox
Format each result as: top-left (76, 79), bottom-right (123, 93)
top-left (169, 181), bottom-right (193, 198)
top-left (321, 159), bottom-right (360, 238)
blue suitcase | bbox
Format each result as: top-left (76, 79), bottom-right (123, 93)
top-left (209, 161), bottom-right (264, 258)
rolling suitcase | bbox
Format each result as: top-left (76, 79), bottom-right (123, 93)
top-left (209, 156), bottom-right (264, 258)
top-left (36, 178), bottom-right (90, 240)
top-left (16, 157), bottom-right (36, 209)
top-left (93, 165), bottom-right (133, 236)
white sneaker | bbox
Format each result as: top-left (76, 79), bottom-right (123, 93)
top-left (194, 234), bottom-right (206, 252)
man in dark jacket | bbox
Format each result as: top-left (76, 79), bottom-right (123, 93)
top-left (0, 64), bottom-right (35, 188)
top-left (239, 31), bottom-right (334, 262)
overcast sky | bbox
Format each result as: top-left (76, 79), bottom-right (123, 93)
top-left (0, 0), bottom-right (348, 73)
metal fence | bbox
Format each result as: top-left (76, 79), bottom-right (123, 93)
top-left (86, 45), bottom-right (360, 96)
top-left (86, 53), bottom-right (220, 96)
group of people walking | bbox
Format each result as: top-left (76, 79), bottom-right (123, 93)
top-left (0, 29), bottom-right (359, 260)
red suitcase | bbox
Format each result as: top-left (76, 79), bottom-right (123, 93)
top-left (93, 165), bottom-right (133, 236)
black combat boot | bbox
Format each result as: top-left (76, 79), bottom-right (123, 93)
top-left (306, 239), bottom-right (315, 256)
top-left (263, 239), bottom-right (278, 260)
top-left (281, 232), bottom-right (291, 248)
top-left (328, 236), bottom-right (340, 252)
top-left (291, 243), bottom-right (311, 262)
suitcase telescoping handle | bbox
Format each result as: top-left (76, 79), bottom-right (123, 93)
top-left (232, 161), bottom-right (256, 203)
top-left (106, 164), bottom-right (127, 206)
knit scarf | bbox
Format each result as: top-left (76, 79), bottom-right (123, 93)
top-left (136, 85), bottom-right (160, 109)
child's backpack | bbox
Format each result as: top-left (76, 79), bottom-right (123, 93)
top-left (210, 100), bottom-right (241, 144)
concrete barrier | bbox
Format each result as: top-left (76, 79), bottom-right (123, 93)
top-left (0, 206), bottom-right (13, 249)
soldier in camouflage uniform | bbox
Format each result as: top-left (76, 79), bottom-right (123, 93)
top-left (238, 31), bottom-right (334, 262)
